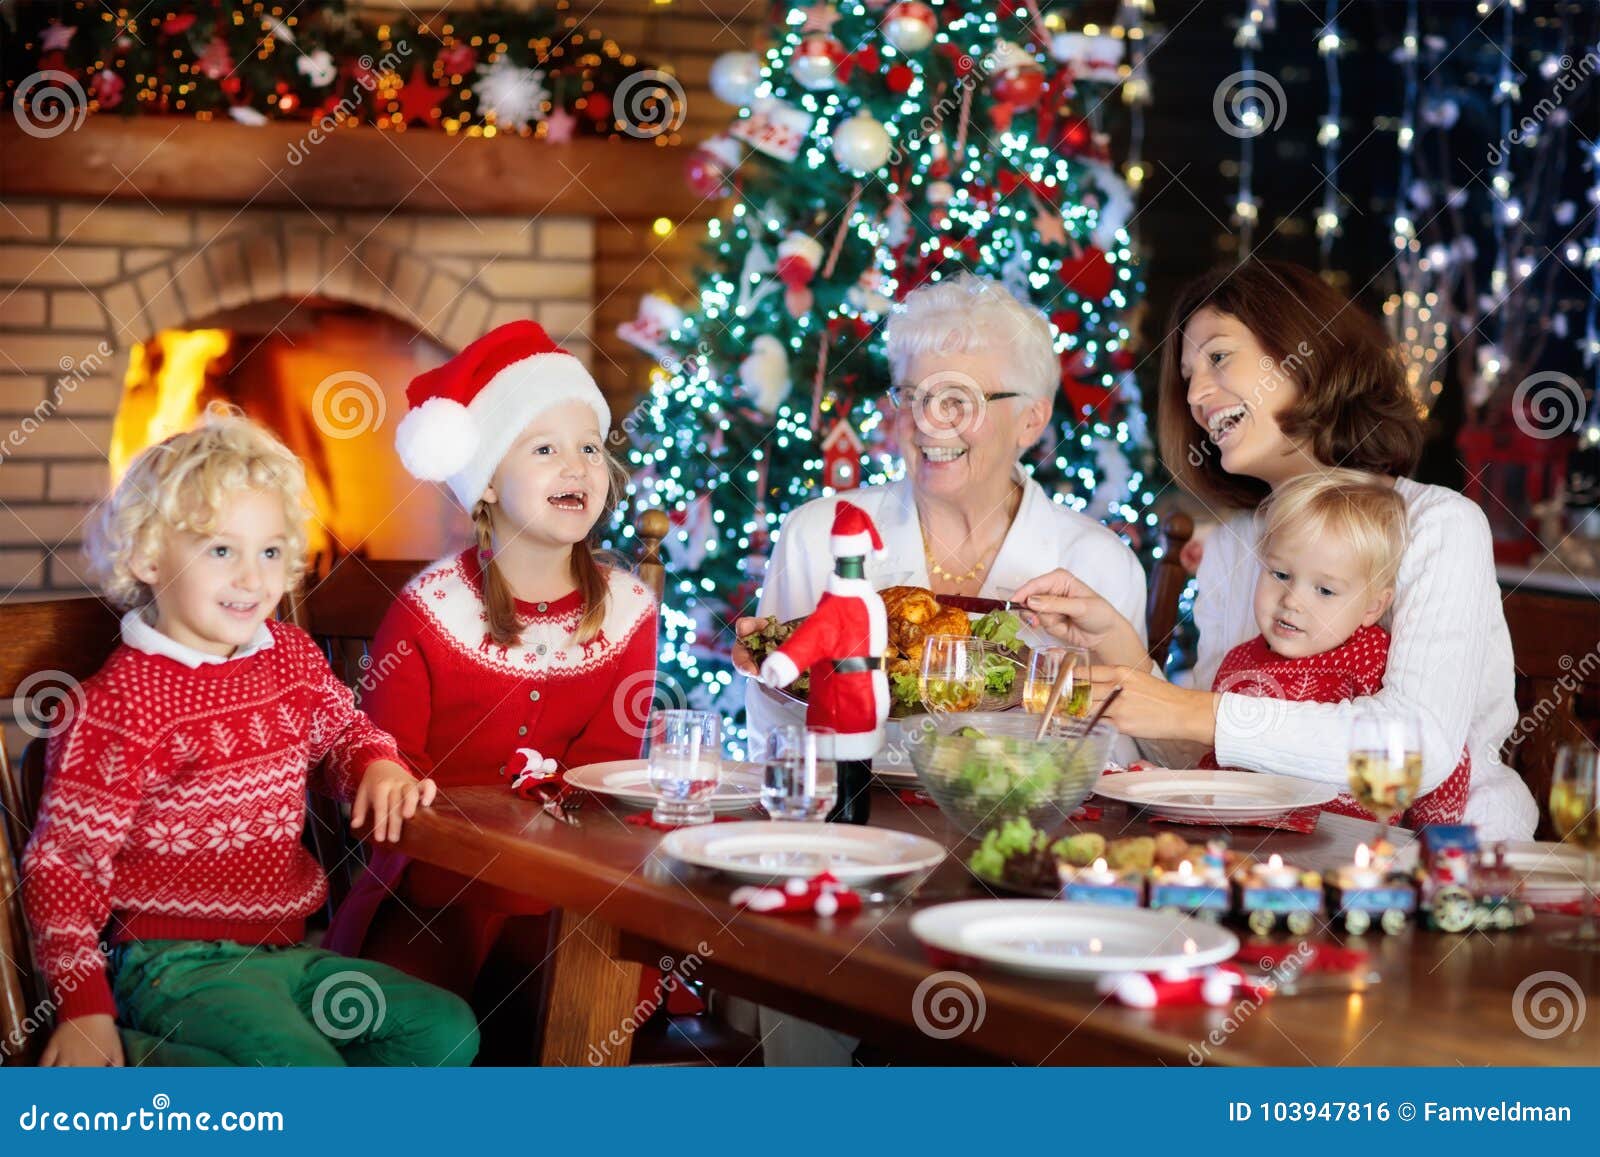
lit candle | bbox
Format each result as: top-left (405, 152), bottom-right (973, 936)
top-left (1077, 856), bottom-right (1119, 886)
top-left (1341, 843), bottom-right (1383, 889)
top-left (1253, 853), bottom-right (1299, 889)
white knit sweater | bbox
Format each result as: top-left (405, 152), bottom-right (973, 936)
top-left (1193, 476), bottom-right (1538, 841)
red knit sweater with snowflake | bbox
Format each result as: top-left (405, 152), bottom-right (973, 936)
top-left (21, 619), bottom-right (402, 1024)
top-left (1199, 623), bottom-right (1472, 826)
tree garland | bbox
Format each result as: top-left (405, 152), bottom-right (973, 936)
top-left (3, 0), bottom-right (680, 141)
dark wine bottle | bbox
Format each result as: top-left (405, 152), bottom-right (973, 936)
top-left (827, 758), bottom-right (873, 824)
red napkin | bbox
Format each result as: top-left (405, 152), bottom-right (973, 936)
top-left (1095, 944), bottom-right (1369, 1009)
top-left (731, 871), bottom-right (862, 917)
top-left (1119, 763), bottom-right (1321, 834)
top-left (1241, 942), bottom-right (1369, 975)
top-left (1098, 963), bottom-right (1271, 1009)
top-left (624, 812), bottom-right (746, 832)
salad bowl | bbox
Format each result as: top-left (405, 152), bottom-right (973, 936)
top-left (905, 712), bottom-right (1117, 839)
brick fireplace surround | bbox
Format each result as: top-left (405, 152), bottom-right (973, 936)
top-left (0, 117), bottom-right (704, 595)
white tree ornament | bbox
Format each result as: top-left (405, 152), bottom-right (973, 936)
top-left (477, 58), bottom-right (550, 130)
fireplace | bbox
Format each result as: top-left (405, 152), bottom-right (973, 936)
top-left (0, 118), bottom-right (708, 594)
top-left (111, 303), bottom-right (460, 562)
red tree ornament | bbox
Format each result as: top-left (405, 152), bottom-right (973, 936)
top-left (885, 64), bottom-right (915, 94)
top-left (1060, 246), bottom-right (1115, 301)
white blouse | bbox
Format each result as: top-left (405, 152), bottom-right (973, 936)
top-left (1193, 476), bottom-right (1538, 841)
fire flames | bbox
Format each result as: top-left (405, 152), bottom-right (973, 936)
top-left (110, 325), bottom-right (457, 563)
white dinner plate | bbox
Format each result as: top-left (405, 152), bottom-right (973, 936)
top-left (1395, 839), bottom-right (1600, 904)
top-left (1093, 768), bottom-right (1337, 823)
top-left (910, 900), bottom-right (1239, 978)
top-left (659, 821), bottom-right (947, 886)
top-left (564, 759), bottom-right (764, 814)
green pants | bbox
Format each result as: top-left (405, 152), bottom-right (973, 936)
top-left (110, 940), bottom-right (479, 1067)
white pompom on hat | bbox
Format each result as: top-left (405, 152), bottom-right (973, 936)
top-left (830, 500), bottom-right (884, 559)
top-left (394, 319), bottom-right (611, 509)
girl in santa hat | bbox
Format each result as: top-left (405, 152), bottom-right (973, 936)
top-left (325, 320), bottom-right (659, 1015)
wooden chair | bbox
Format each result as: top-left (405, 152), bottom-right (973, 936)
top-left (1500, 586), bottom-right (1600, 839)
top-left (0, 595), bottom-right (123, 1066)
top-left (1145, 510), bottom-right (1195, 669)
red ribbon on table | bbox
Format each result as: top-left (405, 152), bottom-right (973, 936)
top-left (624, 813), bottom-right (746, 833)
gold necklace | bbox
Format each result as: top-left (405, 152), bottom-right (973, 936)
top-left (921, 524), bottom-right (989, 584)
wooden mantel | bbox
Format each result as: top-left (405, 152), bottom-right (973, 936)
top-left (0, 117), bottom-right (711, 220)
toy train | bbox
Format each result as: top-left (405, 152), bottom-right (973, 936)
top-left (1055, 826), bottom-right (1532, 936)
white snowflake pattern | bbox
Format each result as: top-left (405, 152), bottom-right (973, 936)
top-left (203, 815), bottom-right (253, 852)
top-left (258, 803), bottom-right (301, 841)
top-left (146, 818), bottom-right (198, 856)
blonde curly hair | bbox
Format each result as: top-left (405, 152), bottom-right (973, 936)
top-left (87, 403), bottom-right (314, 610)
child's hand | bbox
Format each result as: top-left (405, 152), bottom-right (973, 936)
top-left (353, 760), bottom-right (437, 843)
top-left (41, 1014), bottom-right (124, 1067)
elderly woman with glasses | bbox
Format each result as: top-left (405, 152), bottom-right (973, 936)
top-left (735, 272), bottom-right (1147, 748)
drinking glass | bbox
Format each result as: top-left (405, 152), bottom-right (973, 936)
top-left (1346, 707), bottom-right (1423, 843)
top-left (759, 726), bottom-right (838, 821)
top-left (1549, 742), bottom-right (1600, 951)
top-left (918, 635), bottom-right (986, 715)
top-left (646, 709), bottom-right (721, 826)
top-left (1023, 645), bottom-right (1091, 723)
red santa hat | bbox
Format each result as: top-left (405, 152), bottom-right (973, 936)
top-left (830, 501), bottom-right (883, 559)
top-left (394, 320), bottom-right (612, 509)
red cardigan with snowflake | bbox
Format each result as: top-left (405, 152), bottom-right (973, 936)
top-left (21, 619), bottom-right (403, 1024)
top-left (323, 550), bottom-right (657, 953)
top-left (1199, 623), bottom-right (1472, 826)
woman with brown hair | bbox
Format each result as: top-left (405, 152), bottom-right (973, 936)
top-left (1016, 260), bottom-right (1538, 839)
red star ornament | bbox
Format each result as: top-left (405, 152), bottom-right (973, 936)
top-left (396, 62), bottom-right (449, 125)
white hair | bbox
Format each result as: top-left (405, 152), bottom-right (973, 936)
top-left (884, 273), bottom-right (1059, 403)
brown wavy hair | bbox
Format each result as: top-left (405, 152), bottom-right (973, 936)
top-left (1157, 260), bottom-right (1424, 511)
top-left (471, 449), bottom-right (631, 647)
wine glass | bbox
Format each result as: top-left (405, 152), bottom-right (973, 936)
top-left (759, 726), bottom-right (837, 821)
top-left (1346, 707), bottom-right (1423, 843)
top-left (646, 709), bottom-right (721, 826)
top-left (1023, 645), bottom-right (1090, 724)
top-left (1549, 742), bottom-right (1600, 951)
top-left (918, 635), bottom-right (986, 715)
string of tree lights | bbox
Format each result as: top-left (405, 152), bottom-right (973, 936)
top-left (2, 0), bottom-right (668, 140)
top-left (611, 0), bottom-right (1157, 743)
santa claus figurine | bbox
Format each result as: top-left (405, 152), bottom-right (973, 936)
top-left (758, 502), bottom-right (890, 823)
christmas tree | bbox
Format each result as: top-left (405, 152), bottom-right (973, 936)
top-left (615, 1), bottom-right (1158, 746)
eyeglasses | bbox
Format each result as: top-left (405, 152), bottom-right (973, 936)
top-left (885, 384), bottom-right (1025, 415)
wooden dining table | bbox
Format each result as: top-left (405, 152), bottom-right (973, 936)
top-left (394, 783), bottom-right (1600, 1066)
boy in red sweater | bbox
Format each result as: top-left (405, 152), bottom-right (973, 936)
top-left (21, 406), bottom-right (478, 1067)
top-left (1196, 469), bottom-right (1470, 825)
